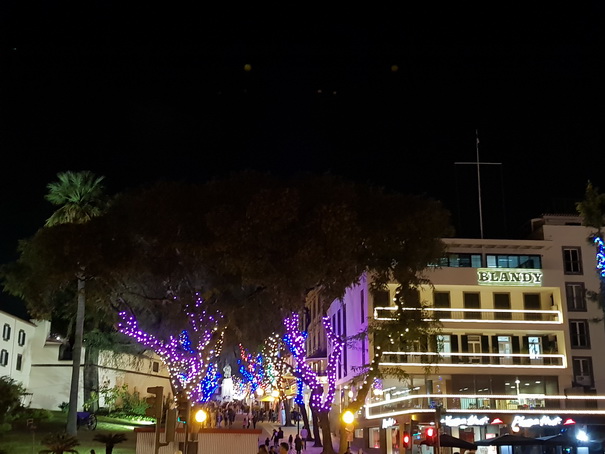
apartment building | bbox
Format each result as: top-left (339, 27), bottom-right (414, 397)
top-left (324, 214), bottom-right (605, 454)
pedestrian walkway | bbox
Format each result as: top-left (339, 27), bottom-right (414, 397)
top-left (228, 410), bottom-right (338, 454)
top-left (255, 419), bottom-right (339, 454)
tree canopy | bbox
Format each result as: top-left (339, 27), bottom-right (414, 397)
top-left (2, 172), bottom-right (453, 350)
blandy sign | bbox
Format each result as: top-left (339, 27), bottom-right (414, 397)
top-left (477, 268), bottom-right (543, 287)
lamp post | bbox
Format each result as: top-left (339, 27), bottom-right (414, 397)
top-left (342, 410), bottom-right (355, 454)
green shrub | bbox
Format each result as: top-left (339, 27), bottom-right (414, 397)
top-left (0, 422), bottom-right (11, 434)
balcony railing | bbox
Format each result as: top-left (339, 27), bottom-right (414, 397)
top-left (374, 306), bottom-right (562, 324)
top-left (364, 393), bottom-right (605, 419)
top-left (379, 351), bottom-right (565, 368)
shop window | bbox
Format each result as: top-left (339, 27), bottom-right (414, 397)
top-left (18, 329), bottom-right (26, 346)
top-left (2, 324), bottom-right (10, 341)
top-left (562, 247), bottom-right (583, 274)
top-left (369, 428), bottom-right (380, 449)
top-left (0, 349), bottom-right (7, 367)
top-left (569, 320), bottom-right (590, 348)
top-left (566, 283), bottom-right (586, 311)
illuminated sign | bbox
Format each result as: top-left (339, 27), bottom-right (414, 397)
top-left (441, 415), bottom-right (490, 427)
top-left (382, 417), bottom-right (397, 429)
top-left (477, 268), bottom-right (543, 286)
top-left (511, 415), bottom-right (562, 430)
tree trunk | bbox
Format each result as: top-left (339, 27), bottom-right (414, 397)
top-left (282, 397), bottom-right (294, 426)
top-left (311, 406), bottom-right (322, 447)
top-left (299, 402), bottom-right (313, 441)
top-left (66, 276), bottom-right (85, 436)
top-left (106, 444), bottom-right (114, 454)
top-left (318, 410), bottom-right (336, 454)
top-left (84, 343), bottom-right (100, 412)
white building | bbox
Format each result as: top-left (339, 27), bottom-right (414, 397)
top-left (324, 214), bottom-right (605, 454)
top-left (0, 315), bottom-right (170, 411)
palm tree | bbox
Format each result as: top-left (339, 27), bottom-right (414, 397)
top-left (92, 433), bottom-right (128, 454)
top-left (45, 171), bottom-right (107, 436)
top-left (39, 432), bottom-right (80, 454)
top-left (45, 171), bottom-right (107, 226)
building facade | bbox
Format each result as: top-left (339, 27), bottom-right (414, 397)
top-left (0, 315), bottom-right (170, 411)
top-left (324, 215), bottom-right (605, 454)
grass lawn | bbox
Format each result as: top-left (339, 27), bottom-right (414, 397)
top-left (1, 411), bottom-right (149, 454)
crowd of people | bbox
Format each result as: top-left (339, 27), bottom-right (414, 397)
top-left (258, 427), bottom-right (305, 454)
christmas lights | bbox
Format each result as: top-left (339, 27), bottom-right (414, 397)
top-left (595, 236), bottom-right (605, 278)
top-left (283, 313), bottom-right (344, 413)
top-left (117, 292), bottom-right (224, 403)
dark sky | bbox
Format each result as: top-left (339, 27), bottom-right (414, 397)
top-left (1, 3), bottom-right (604, 316)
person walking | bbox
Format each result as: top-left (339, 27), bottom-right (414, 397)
top-left (272, 429), bottom-right (279, 448)
top-left (299, 427), bottom-right (308, 450)
top-left (294, 434), bottom-right (303, 454)
top-left (288, 434), bottom-right (293, 451)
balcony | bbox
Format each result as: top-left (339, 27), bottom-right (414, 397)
top-left (379, 351), bottom-right (565, 368)
top-left (374, 306), bottom-right (562, 324)
top-left (364, 393), bottom-right (605, 419)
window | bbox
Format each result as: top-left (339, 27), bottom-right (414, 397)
top-left (463, 293), bottom-right (481, 319)
top-left (434, 291), bottom-right (451, 319)
top-left (467, 335), bottom-right (482, 363)
top-left (437, 335), bottom-right (452, 358)
top-left (563, 247), bottom-right (583, 274)
top-left (2, 324), bottom-right (10, 341)
top-left (152, 361), bottom-right (159, 373)
top-left (18, 329), bottom-right (26, 346)
top-left (360, 290), bottom-right (365, 324)
top-left (498, 336), bottom-right (512, 364)
top-left (343, 304), bottom-right (347, 377)
top-left (58, 343), bottom-right (73, 361)
top-left (569, 320), bottom-right (591, 348)
top-left (494, 293), bottom-right (512, 320)
top-left (16, 354), bottom-right (22, 371)
top-left (566, 283), bottom-right (586, 311)
top-left (573, 357), bottom-right (593, 387)
top-left (486, 254), bottom-right (542, 269)
top-left (438, 253), bottom-right (482, 268)
top-left (523, 294), bottom-right (541, 321)
top-left (373, 290), bottom-right (390, 306)
top-left (527, 337), bottom-right (542, 359)
top-left (0, 349), bottom-right (7, 366)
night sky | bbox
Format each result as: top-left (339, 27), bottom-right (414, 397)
top-left (1, 3), bottom-right (604, 317)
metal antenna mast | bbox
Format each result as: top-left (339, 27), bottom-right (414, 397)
top-left (454, 130), bottom-right (501, 239)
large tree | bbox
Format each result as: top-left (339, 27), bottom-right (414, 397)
top-left (2, 171), bottom-right (108, 435)
top-left (2, 172), bottom-right (452, 444)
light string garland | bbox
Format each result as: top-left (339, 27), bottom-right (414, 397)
top-left (594, 236), bottom-right (605, 278)
top-left (283, 313), bottom-right (344, 413)
top-left (117, 292), bottom-right (224, 403)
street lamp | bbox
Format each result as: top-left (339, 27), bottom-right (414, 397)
top-left (342, 410), bottom-right (355, 454)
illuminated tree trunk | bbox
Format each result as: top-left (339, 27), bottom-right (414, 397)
top-left (310, 401), bottom-right (322, 447)
top-left (299, 401), bottom-right (313, 441)
top-left (318, 410), bottom-right (336, 454)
